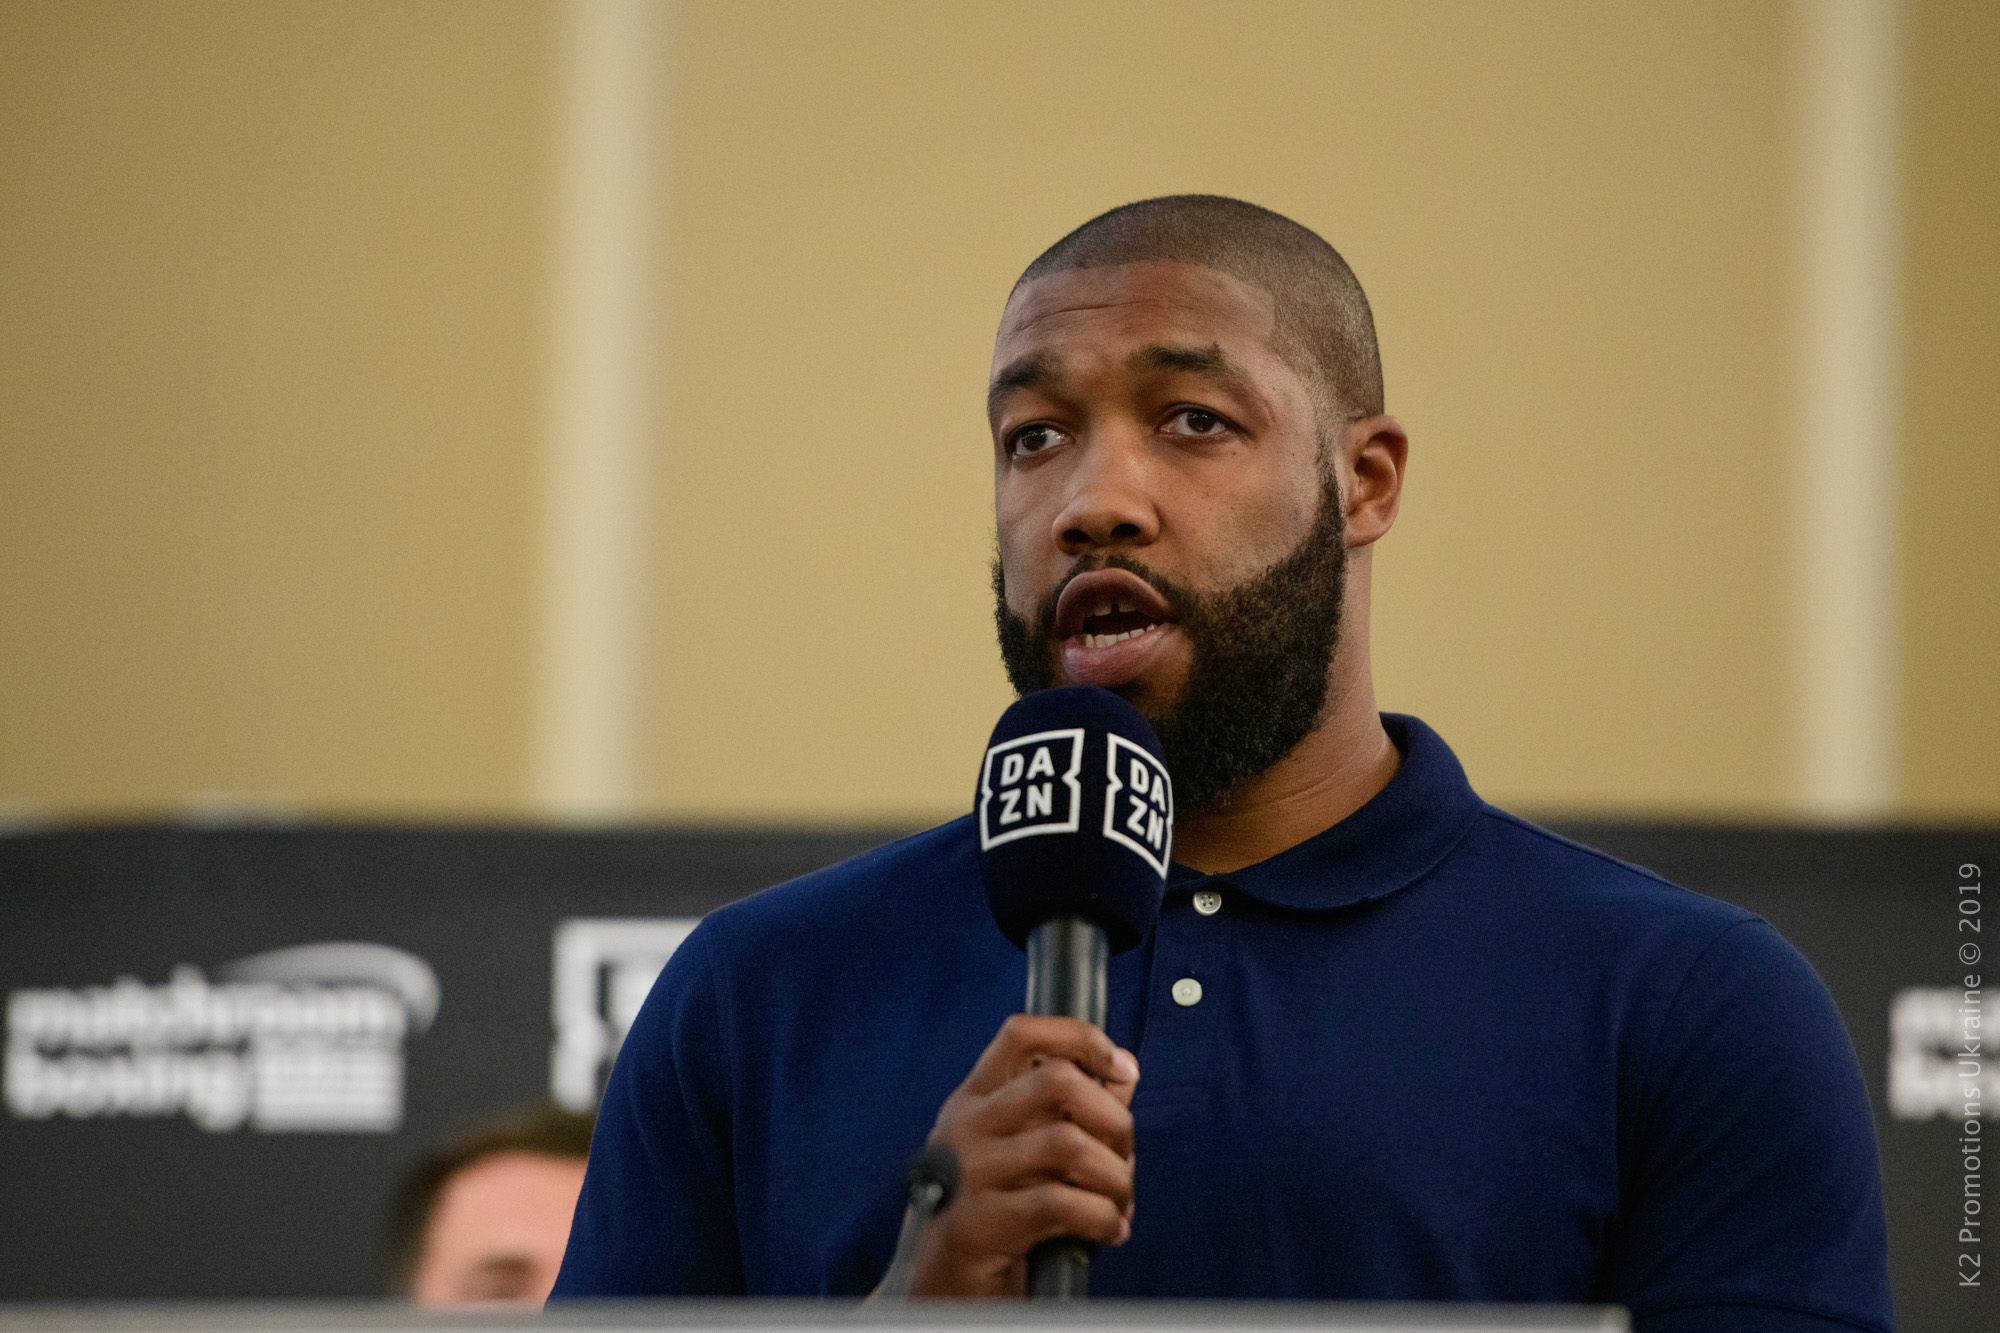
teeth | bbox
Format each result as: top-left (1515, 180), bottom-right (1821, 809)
top-left (1083, 626), bottom-right (1156, 649)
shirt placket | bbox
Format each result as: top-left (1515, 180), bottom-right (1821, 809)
top-left (1130, 877), bottom-right (1230, 1114)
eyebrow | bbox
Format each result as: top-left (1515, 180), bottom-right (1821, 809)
top-left (986, 342), bottom-right (1253, 417)
top-left (987, 355), bottom-right (1053, 416)
top-left (1132, 342), bottom-right (1250, 395)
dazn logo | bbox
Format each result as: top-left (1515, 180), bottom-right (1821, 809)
top-left (1103, 736), bottom-right (1172, 874)
top-left (979, 729), bottom-right (1083, 848)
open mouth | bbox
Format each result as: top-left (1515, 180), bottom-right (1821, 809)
top-left (1051, 568), bottom-right (1180, 688)
top-left (1078, 601), bottom-right (1165, 648)
top-left (1054, 568), bottom-right (1176, 642)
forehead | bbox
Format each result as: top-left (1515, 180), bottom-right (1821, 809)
top-left (433, 1152), bottom-right (585, 1230)
top-left (993, 260), bottom-right (1281, 370)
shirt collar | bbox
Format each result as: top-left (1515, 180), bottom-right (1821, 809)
top-left (1165, 714), bottom-right (1484, 912)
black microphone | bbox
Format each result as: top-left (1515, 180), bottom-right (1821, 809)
top-left (975, 686), bottom-right (1173, 1299)
top-left (877, 1143), bottom-right (961, 1298)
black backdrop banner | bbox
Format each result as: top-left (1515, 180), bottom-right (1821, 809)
top-left (0, 822), bottom-right (1993, 1332)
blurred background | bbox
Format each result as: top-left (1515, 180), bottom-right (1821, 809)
top-left (3, 0), bottom-right (1993, 829)
top-left (0, 0), bottom-right (1996, 1323)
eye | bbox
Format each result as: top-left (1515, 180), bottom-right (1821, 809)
top-left (1165, 407), bottom-right (1230, 437)
top-left (1007, 423), bottom-right (1067, 457)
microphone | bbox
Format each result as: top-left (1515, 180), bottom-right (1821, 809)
top-left (975, 686), bottom-right (1173, 1299)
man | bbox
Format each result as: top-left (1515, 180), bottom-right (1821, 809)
top-left (553, 197), bottom-right (1892, 1328)
top-left (386, 1102), bottom-right (594, 1306)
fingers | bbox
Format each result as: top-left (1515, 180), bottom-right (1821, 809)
top-left (1101, 1041), bottom-right (1139, 1109)
top-left (905, 1016), bottom-right (1142, 1296)
top-left (979, 1179), bottom-right (1132, 1250)
top-left (971, 1054), bottom-right (1136, 1160)
top-left (909, 1177), bottom-right (1130, 1296)
top-left (974, 1118), bottom-right (1134, 1209)
top-left (961, 1014), bottom-right (1138, 1097)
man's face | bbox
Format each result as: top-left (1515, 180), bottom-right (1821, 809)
top-left (989, 260), bottom-right (1346, 809)
top-left (409, 1150), bottom-right (587, 1306)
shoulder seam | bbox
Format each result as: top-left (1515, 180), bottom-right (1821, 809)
top-left (687, 925), bottom-right (738, 1198)
top-left (1477, 807), bottom-right (1688, 892)
top-left (707, 815), bottom-right (974, 913)
top-left (1628, 916), bottom-right (1775, 1155)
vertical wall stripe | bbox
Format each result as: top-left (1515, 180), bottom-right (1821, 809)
top-left (535, 0), bottom-right (659, 818)
top-left (1793, 0), bottom-right (1899, 818)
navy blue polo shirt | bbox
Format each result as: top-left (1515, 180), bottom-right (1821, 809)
top-left (553, 715), bottom-right (1892, 1331)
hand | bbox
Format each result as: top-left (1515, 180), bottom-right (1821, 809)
top-left (901, 1014), bottom-right (1140, 1297)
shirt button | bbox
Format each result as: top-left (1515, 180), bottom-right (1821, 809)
top-left (1171, 977), bottom-right (1203, 1007)
top-left (1192, 890), bottom-right (1223, 916)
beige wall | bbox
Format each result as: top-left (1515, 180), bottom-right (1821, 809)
top-left (1900, 0), bottom-right (2000, 819)
top-left (1, 0), bottom-right (1993, 825)
top-left (0, 0), bottom-right (549, 817)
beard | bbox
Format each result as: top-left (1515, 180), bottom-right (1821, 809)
top-left (992, 467), bottom-right (1347, 814)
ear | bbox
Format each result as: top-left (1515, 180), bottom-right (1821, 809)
top-left (1335, 414), bottom-right (1408, 549)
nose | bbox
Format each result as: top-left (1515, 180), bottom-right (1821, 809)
top-left (1051, 433), bottom-right (1161, 557)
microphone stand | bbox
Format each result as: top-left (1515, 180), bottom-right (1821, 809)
top-left (1023, 915), bottom-right (1108, 1300)
top-left (877, 1143), bottom-right (960, 1298)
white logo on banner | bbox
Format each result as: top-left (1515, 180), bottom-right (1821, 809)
top-left (549, 918), bottom-right (699, 1111)
top-left (1889, 985), bottom-right (1992, 1119)
top-left (4, 942), bottom-right (438, 1133)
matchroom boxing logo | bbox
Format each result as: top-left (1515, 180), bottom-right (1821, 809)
top-left (4, 943), bottom-right (438, 1133)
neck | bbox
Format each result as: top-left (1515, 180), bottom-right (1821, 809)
top-left (1170, 596), bottom-right (1398, 875)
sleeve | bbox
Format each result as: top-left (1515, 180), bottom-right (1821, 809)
top-left (549, 924), bottom-right (746, 1296)
top-left (1604, 919), bottom-right (1894, 1333)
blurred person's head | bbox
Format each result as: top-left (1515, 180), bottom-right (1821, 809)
top-left (384, 1101), bottom-right (595, 1306)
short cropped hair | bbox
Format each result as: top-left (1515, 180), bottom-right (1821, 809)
top-left (381, 1100), bottom-right (596, 1295)
top-left (1013, 195), bottom-right (1384, 421)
